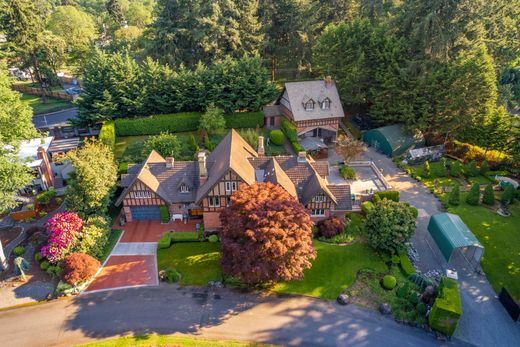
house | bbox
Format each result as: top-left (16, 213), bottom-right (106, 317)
top-left (15, 137), bottom-right (55, 193)
top-left (116, 130), bottom-right (353, 231)
top-left (264, 77), bottom-right (345, 151)
top-left (32, 108), bottom-right (100, 138)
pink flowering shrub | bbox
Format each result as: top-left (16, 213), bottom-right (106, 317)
top-left (41, 212), bottom-right (84, 264)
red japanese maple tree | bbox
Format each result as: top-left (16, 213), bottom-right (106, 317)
top-left (219, 182), bottom-right (316, 285)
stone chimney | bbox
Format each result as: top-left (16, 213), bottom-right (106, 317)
top-left (297, 151), bottom-right (307, 163)
top-left (198, 151), bottom-right (207, 184)
top-left (325, 75), bottom-right (333, 88)
top-left (165, 157), bottom-right (174, 168)
top-left (258, 136), bottom-right (265, 156)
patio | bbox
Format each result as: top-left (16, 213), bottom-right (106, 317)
top-left (327, 162), bottom-right (389, 194)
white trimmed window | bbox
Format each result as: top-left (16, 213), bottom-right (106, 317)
top-left (225, 181), bottom-right (237, 192)
top-left (304, 100), bottom-right (315, 111)
top-left (135, 191), bottom-right (151, 199)
top-left (320, 98), bottom-right (331, 110)
top-left (311, 209), bottom-right (325, 216)
top-left (313, 195), bottom-right (325, 203)
top-left (179, 184), bottom-right (190, 193)
top-left (208, 196), bottom-right (220, 207)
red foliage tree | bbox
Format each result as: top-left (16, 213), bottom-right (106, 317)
top-left (219, 182), bottom-right (316, 285)
top-left (62, 253), bottom-right (100, 286)
top-left (317, 217), bottom-right (345, 238)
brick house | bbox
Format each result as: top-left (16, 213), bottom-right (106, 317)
top-left (116, 130), bottom-right (352, 231)
top-left (264, 77), bottom-right (345, 151)
top-left (15, 137), bottom-right (55, 193)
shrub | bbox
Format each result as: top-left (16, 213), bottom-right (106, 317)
top-left (280, 117), bottom-right (303, 152)
top-left (40, 261), bottom-right (50, 270)
top-left (464, 160), bottom-right (478, 177)
top-left (361, 201), bottom-right (374, 215)
top-left (450, 161), bottom-right (462, 177)
top-left (99, 121), bottom-right (116, 149)
top-left (397, 282), bottom-right (410, 298)
top-left (423, 161), bottom-right (431, 178)
top-left (34, 252), bottom-right (43, 262)
top-left (208, 234), bottom-right (219, 243)
top-left (373, 191), bottom-right (400, 203)
top-left (46, 265), bottom-right (63, 278)
top-left (160, 205), bottom-right (170, 223)
top-left (199, 104), bottom-right (226, 134)
top-left (188, 133), bottom-right (198, 152)
top-left (224, 112), bottom-right (264, 129)
top-left (449, 185), bottom-right (460, 206)
top-left (41, 212), bottom-right (84, 264)
top-left (115, 112), bottom-right (201, 136)
top-left (480, 161), bottom-right (489, 175)
top-left (445, 140), bottom-right (510, 169)
top-left (382, 275), bottom-right (397, 289)
top-left (316, 217), bottom-right (345, 238)
top-left (269, 129), bottom-right (285, 145)
top-left (417, 302), bottom-right (427, 315)
top-left (204, 133), bottom-right (215, 151)
top-left (237, 128), bottom-right (259, 148)
top-left (170, 231), bottom-right (199, 242)
top-left (429, 277), bottom-right (462, 336)
top-left (62, 253), bottom-right (100, 286)
top-left (399, 252), bottom-right (416, 276)
top-left (13, 246), bottom-right (25, 256)
top-left (465, 183), bottom-right (480, 206)
top-left (437, 158), bottom-right (447, 177)
top-left (158, 233), bottom-right (172, 249)
top-left (409, 273), bottom-right (435, 291)
top-left (74, 215), bottom-right (111, 260)
top-left (118, 162), bottom-right (129, 175)
top-left (408, 206), bottom-right (418, 219)
top-left (340, 165), bottom-right (356, 179)
top-left (160, 267), bottom-right (181, 283)
top-left (36, 188), bottom-right (57, 205)
top-left (501, 184), bottom-right (516, 204)
top-left (482, 184), bottom-right (495, 205)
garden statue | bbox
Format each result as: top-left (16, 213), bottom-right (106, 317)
top-left (14, 257), bottom-right (30, 280)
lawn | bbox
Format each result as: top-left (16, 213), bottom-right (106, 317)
top-left (157, 242), bottom-right (222, 286)
top-left (114, 135), bottom-right (149, 160)
top-left (77, 334), bottom-right (277, 347)
top-left (272, 241), bottom-right (387, 300)
top-left (99, 229), bottom-right (123, 263)
top-left (21, 93), bottom-right (72, 115)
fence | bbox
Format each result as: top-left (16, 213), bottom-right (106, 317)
top-left (498, 287), bottom-right (520, 322)
top-left (10, 209), bottom-right (37, 221)
top-left (349, 160), bottom-right (392, 190)
top-left (11, 85), bottom-right (74, 101)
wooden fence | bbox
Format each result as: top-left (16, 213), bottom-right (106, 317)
top-left (11, 85), bottom-right (74, 101)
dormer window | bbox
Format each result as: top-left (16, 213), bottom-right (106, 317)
top-left (179, 183), bottom-right (190, 193)
top-left (320, 98), bottom-right (331, 110)
top-left (304, 100), bottom-right (315, 111)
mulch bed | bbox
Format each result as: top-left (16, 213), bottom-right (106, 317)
top-left (0, 227), bottom-right (23, 247)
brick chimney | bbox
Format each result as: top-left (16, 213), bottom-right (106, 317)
top-left (198, 151), bottom-right (207, 185)
top-left (258, 136), bottom-right (265, 156)
top-left (325, 75), bottom-right (333, 88)
top-left (37, 146), bottom-right (55, 189)
top-left (297, 151), bottom-right (307, 163)
top-left (165, 156), bottom-right (174, 168)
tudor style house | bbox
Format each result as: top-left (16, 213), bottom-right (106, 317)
top-left (264, 77), bottom-right (345, 151)
top-left (116, 130), bottom-right (352, 231)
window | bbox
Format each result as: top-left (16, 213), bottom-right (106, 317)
top-left (304, 100), bottom-right (315, 111)
top-left (270, 116), bottom-right (275, 126)
top-left (320, 98), bottom-right (331, 110)
top-left (225, 181), bottom-right (237, 192)
top-left (179, 184), bottom-right (189, 193)
top-left (226, 196), bottom-right (232, 206)
top-left (135, 191), bottom-right (151, 199)
top-left (208, 196), bottom-right (220, 207)
top-left (313, 195), bottom-right (325, 203)
top-left (311, 209), bottom-right (325, 216)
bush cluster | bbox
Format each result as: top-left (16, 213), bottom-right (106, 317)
top-left (36, 188), bottom-right (57, 205)
top-left (99, 121), bottom-right (116, 149)
top-left (445, 140), bottom-right (511, 169)
top-left (373, 191), bottom-right (400, 203)
top-left (160, 267), bottom-right (181, 283)
top-left (340, 165), bottom-right (356, 179)
top-left (316, 217), bottom-right (345, 238)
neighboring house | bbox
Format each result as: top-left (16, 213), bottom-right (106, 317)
top-left (32, 108), bottom-right (99, 138)
top-left (116, 130), bottom-right (353, 231)
top-left (16, 137), bottom-right (55, 193)
top-left (264, 77), bottom-right (345, 151)
top-left (47, 137), bottom-right (79, 185)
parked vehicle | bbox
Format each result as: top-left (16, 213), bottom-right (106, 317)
top-left (65, 87), bottom-right (81, 95)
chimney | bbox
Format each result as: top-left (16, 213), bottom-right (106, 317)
top-left (297, 151), bottom-right (307, 163)
top-left (258, 136), bottom-right (265, 156)
top-left (165, 157), bottom-right (174, 168)
top-left (198, 151), bottom-right (207, 184)
top-left (325, 75), bottom-right (333, 88)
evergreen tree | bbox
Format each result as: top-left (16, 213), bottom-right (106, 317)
top-left (106, 0), bottom-right (126, 26)
top-left (437, 158), bottom-right (447, 177)
top-left (423, 161), bottom-right (430, 178)
top-left (501, 185), bottom-right (515, 205)
top-left (466, 183), bottom-right (481, 206)
top-left (448, 184), bottom-right (460, 206)
top-left (451, 161), bottom-right (462, 177)
top-left (479, 161), bottom-right (489, 176)
top-left (483, 184), bottom-right (495, 206)
top-left (464, 161), bottom-right (478, 177)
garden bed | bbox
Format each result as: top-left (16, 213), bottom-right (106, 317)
top-left (0, 226), bottom-right (22, 247)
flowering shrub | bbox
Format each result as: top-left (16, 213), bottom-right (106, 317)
top-left (41, 212), bottom-right (84, 264)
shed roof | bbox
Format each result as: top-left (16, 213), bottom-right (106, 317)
top-left (427, 213), bottom-right (483, 262)
top-left (363, 124), bottom-right (424, 156)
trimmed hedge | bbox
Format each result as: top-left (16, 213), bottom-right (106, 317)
top-left (99, 121), bottom-right (116, 149)
top-left (399, 251), bottom-right (416, 276)
top-left (269, 129), bottom-right (285, 145)
top-left (382, 275), bottom-right (397, 289)
top-left (224, 112), bottom-right (264, 129)
top-left (160, 205), bottom-right (170, 223)
top-left (373, 191), bottom-right (400, 203)
top-left (280, 117), bottom-right (303, 152)
top-left (429, 277), bottom-right (462, 336)
top-left (115, 112), bottom-right (200, 136)
top-left (170, 231), bottom-right (199, 242)
top-left (158, 233), bottom-right (171, 249)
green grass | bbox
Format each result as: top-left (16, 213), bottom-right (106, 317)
top-left (20, 93), bottom-right (72, 115)
top-left (272, 241), bottom-right (387, 300)
top-left (157, 242), bottom-right (222, 286)
top-left (77, 334), bottom-right (277, 347)
top-left (99, 229), bottom-right (123, 263)
top-left (114, 135), bottom-right (149, 160)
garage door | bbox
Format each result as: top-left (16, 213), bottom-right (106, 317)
top-left (130, 206), bottom-right (161, 220)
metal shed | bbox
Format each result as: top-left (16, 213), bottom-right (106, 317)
top-left (362, 124), bottom-right (424, 157)
top-left (427, 213), bottom-right (484, 270)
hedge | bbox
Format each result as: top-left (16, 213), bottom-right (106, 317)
top-left (158, 233), bottom-right (171, 249)
top-left (373, 191), bottom-right (400, 203)
top-left (429, 277), bottom-right (462, 336)
top-left (99, 121), bottom-right (116, 149)
top-left (280, 117), bottom-right (303, 152)
top-left (115, 112), bottom-right (200, 136)
top-left (224, 112), bottom-right (264, 129)
top-left (160, 205), bottom-right (170, 223)
top-left (399, 251), bottom-right (416, 276)
top-left (170, 231), bottom-right (199, 242)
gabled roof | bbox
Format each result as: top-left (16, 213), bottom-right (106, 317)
top-left (300, 168), bottom-right (337, 205)
top-left (278, 80), bottom-right (344, 121)
top-left (195, 129), bottom-right (258, 202)
top-left (263, 158), bottom-right (297, 197)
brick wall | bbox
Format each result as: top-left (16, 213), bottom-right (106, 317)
top-left (203, 211), bottom-right (222, 231)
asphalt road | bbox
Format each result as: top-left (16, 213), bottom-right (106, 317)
top-left (0, 285), bottom-right (466, 347)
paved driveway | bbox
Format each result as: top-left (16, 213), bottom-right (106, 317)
top-left (364, 148), bottom-right (520, 346)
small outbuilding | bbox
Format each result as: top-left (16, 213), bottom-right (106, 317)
top-left (362, 124), bottom-right (424, 157)
top-left (427, 213), bottom-right (484, 270)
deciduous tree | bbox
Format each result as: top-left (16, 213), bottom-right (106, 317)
top-left (142, 133), bottom-right (182, 158)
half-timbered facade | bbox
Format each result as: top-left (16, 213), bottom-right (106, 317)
top-left (116, 130), bottom-right (353, 230)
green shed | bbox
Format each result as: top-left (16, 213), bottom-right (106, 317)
top-left (427, 213), bottom-right (484, 269)
top-left (362, 124), bottom-right (424, 157)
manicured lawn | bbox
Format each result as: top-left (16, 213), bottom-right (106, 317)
top-left (99, 229), bottom-right (123, 263)
top-left (157, 242), bottom-right (222, 286)
top-left (21, 93), bottom-right (72, 114)
top-left (114, 135), bottom-right (149, 160)
top-left (77, 334), bottom-right (277, 347)
top-left (272, 241), bottom-right (387, 300)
